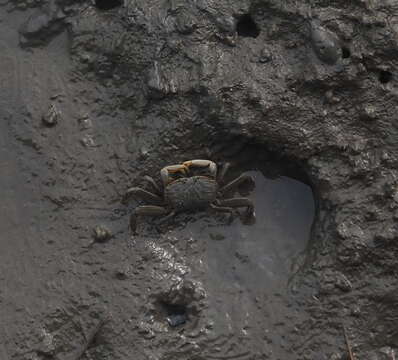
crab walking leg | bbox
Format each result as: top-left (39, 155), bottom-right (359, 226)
top-left (217, 197), bottom-right (255, 217)
top-left (143, 175), bottom-right (162, 195)
top-left (217, 162), bottom-right (231, 185)
top-left (183, 160), bottom-right (217, 178)
top-left (160, 164), bottom-right (188, 186)
top-left (122, 187), bottom-right (163, 205)
top-left (219, 174), bottom-right (254, 195)
top-left (157, 210), bottom-right (176, 224)
top-left (210, 203), bottom-right (237, 223)
top-left (130, 205), bottom-right (170, 234)
top-left (210, 203), bottom-right (234, 213)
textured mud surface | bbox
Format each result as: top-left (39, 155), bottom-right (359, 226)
top-left (1, 0), bottom-right (398, 359)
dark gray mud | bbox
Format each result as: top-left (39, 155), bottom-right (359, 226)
top-left (179, 172), bottom-right (314, 356)
top-left (127, 169), bottom-right (314, 360)
top-left (1, 0), bottom-right (398, 359)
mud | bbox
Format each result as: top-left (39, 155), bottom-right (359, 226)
top-left (1, 0), bottom-right (398, 359)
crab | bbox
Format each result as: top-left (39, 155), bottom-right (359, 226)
top-left (123, 160), bottom-right (255, 233)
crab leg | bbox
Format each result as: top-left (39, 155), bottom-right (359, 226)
top-left (219, 174), bottom-right (254, 195)
top-left (130, 205), bottom-right (170, 234)
top-left (161, 164), bottom-right (189, 186)
top-left (217, 162), bottom-right (231, 185)
top-left (210, 203), bottom-right (234, 213)
top-left (122, 187), bottom-right (163, 205)
top-left (183, 160), bottom-right (217, 178)
top-left (157, 210), bottom-right (176, 224)
top-left (217, 197), bottom-right (255, 217)
top-left (143, 175), bottom-right (162, 195)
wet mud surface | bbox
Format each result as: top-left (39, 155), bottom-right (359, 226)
top-left (1, 0), bottom-right (398, 359)
top-left (126, 170), bottom-right (314, 360)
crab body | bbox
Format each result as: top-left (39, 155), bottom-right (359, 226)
top-left (123, 159), bottom-right (255, 234)
top-left (165, 176), bottom-right (218, 211)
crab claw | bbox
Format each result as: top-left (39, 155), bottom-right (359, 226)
top-left (182, 160), bottom-right (193, 168)
top-left (182, 160), bottom-right (217, 178)
top-left (161, 164), bottom-right (189, 186)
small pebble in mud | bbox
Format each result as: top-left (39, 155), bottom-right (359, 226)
top-left (78, 114), bottom-right (92, 130)
top-left (42, 104), bottom-right (60, 127)
top-left (167, 313), bottom-right (187, 327)
top-left (308, 19), bottom-right (341, 65)
top-left (38, 329), bottom-right (55, 356)
top-left (139, 146), bottom-right (150, 159)
top-left (20, 12), bottom-right (51, 38)
top-left (335, 273), bottom-right (352, 292)
top-left (360, 105), bottom-right (377, 121)
top-left (259, 47), bottom-right (272, 63)
top-left (80, 134), bottom-right (95, 147)
top-left (92, 225), bottom-right (112, 242)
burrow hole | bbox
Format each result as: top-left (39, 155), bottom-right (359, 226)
top-left (236, 14), bottom-right (260, 38)
top-left (341, 46), bottom-right (351, 59)
top-left (95, 0), bottom-right (122, 10)
top-left (379, 70), bottom-right (392, 84)
top-left (157, 301), bottom-right (188, 327)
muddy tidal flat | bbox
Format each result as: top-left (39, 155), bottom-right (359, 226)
top-left (1, 0), bottom-right (398, 359)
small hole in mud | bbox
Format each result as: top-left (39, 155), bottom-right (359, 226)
top-left (159, 302), bottom-right (188, 327)
top-left (236, 14), bottom-right (260, 38)
top-left (95, 0), bottom-right (122, 10)
top-left (379, 70), bottom-right (392, 84)
top-left (341, 46), bottom-right (351, 59)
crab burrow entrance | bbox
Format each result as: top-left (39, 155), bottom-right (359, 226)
top-left (204, 170), bottom-right (314, 285)
top-left (194, 170), bottom-right (314, 323)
